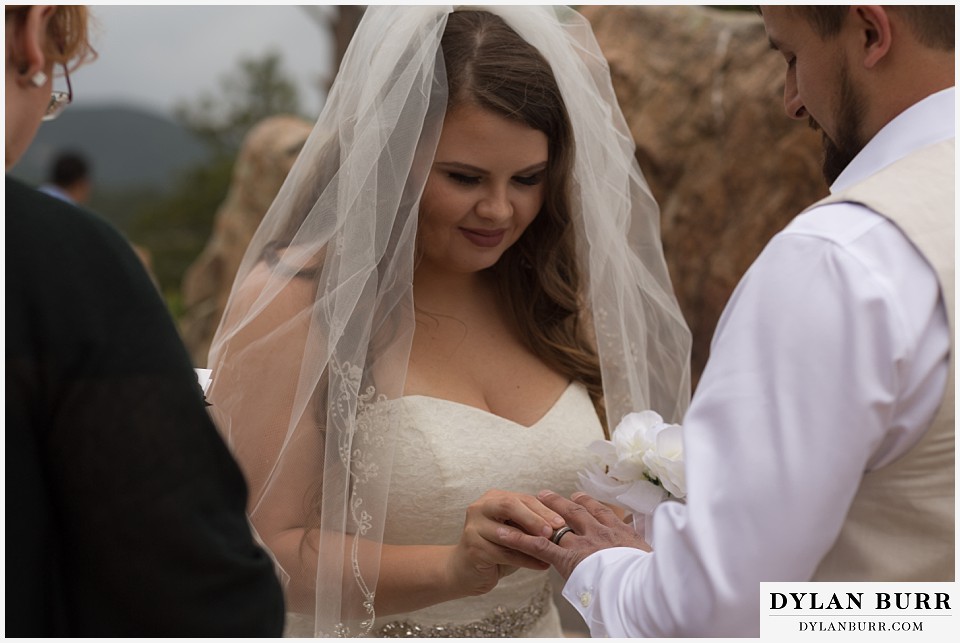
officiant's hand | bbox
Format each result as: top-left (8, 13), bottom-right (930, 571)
top-left (496, 490), bottom-right (650, 580)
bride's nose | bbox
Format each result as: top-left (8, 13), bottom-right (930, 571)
top-left (476, 186), bottom-right (512, 221)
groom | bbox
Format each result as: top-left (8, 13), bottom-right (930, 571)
top-left (499, 5), bottom-right (954, 637)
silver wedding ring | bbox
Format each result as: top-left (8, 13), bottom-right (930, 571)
top-left (551, 525), bottom-right (574, 545)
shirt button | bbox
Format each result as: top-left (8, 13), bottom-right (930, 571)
top-left (579, 591), bottom-right (592, 608)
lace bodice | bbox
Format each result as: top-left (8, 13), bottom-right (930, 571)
top-left (374, 381), bottom-right (604, 636)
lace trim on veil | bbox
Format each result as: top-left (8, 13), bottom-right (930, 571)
top-left (331, 360), bottom-right (389, 636)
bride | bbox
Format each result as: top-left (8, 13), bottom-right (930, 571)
top-left (206, 5), bottom-right (690, 637)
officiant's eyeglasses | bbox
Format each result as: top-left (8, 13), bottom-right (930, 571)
top-left (43, 63), bottom-right (72, 122)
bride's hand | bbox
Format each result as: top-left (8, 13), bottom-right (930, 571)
top-left (445, 489), bottom-right (564, 597)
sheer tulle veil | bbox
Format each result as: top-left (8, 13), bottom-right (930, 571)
top-left (207, 5), bottom-right (691, 636)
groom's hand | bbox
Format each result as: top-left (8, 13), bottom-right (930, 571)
top-left (496, 490), bottom-right (650, 580)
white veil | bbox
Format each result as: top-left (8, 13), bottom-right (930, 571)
top-left (207, 5), bottom-right (690, 636)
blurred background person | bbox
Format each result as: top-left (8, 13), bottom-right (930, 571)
top-left (38, 149), bottom-right (92, 204)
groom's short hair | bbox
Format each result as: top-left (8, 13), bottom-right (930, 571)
top-left (792, 6), bottom-right (954, 50)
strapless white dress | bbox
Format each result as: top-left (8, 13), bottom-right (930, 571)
top-left (370, 381), bottom-right (604, 637)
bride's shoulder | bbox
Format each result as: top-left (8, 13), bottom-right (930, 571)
top-left (218, 244), bottom-right (328, 348)
top-left (235, 244), bottom-right (326, 307)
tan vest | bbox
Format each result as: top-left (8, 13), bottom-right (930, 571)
top-left (807, 139), bottom-right (955, 581)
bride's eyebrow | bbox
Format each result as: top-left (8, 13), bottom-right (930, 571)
top-left (516, 162), bottom-right (548, 174)
top-left (434, 161), bottom-right (548, 174)
top-left (434, 161), bottom-right (486, 174)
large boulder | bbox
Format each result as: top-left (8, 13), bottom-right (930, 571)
top-left (180, 115), bottom-right (313, 366)
top-left (581, 5), bottom-right (828, 384)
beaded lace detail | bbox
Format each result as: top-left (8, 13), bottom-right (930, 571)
top-left (374, 582), bottom-right (552, 637)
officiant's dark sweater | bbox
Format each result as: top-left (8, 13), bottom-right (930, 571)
top-left (5, 177), bottom-right (284, 637)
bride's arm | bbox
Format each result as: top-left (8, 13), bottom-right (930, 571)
top-left (210, 262), bottom-right (562, 618)
top-left (256, 459), bottom-right (560, 617)
top-left (263, 490), bottom-right (561, 616)
top-left (208, 260), bottom-right (327, 614)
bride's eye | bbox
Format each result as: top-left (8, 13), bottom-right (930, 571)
top-left (514, 172), bottom-right (544, 187)
top-left (449, 172), bottom-right (480, 185)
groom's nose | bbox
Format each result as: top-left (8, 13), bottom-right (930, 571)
top-left (783, 75), bottom-right (806, 120)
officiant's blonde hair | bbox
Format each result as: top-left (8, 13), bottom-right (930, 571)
top-left (4, 6), bottom-right (97, 69)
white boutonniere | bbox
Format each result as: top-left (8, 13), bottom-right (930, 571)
top-left (578, 410), bottom-right (685, 541)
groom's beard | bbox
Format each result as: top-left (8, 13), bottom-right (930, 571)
top-left (809, 64), bottom-right (868, 185)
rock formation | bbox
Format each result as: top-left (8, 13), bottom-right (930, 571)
top-left (179, 115), bottom-right (313, 366)
top-left (581, 5), bottom-right (828, 385)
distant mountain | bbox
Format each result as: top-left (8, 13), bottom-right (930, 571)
top-left (9, 104), bottom-right (211, 192)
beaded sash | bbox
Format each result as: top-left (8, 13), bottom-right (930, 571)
top-left (374, 581), bottom-right (552, 637)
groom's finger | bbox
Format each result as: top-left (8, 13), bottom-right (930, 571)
top-left (571, 491), bottom-right (623, 527)
top-left (536, 489), bottom-right (601, 534)
top-left (495, 526), bottom-right (564, 567)
top-left (496, 524), bottom-right (583, 580)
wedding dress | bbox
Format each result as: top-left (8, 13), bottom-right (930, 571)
top-left (284, 382), bottom-right (602, 638)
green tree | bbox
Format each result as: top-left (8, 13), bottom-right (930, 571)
top-left (131, 51), bottom-right (303, 313)
top-left (131, 156), bottom-right (234, 310)
top-left (174, 50), bottom-right (302, 154)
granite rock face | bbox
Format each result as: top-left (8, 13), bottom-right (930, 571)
top-left (180, 115), bottom-right (313, 365)
top-left (582, 5), bottom-right (828, 384)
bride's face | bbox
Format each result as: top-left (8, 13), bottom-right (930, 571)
top-left (418, 103), bottom-right (548, 276)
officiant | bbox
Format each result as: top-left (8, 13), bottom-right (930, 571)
top-left (6, 6), bottom-right (284, 635)
top-left (499, 5), bottom-right (954, 636)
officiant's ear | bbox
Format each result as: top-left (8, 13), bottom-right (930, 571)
top-left (849, 5), bottom-right (893, 70)
top-left (7, 6), bottom-right (56, 87)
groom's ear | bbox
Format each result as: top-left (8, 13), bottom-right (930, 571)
top-left (849, 5), bottom-right (893, 70)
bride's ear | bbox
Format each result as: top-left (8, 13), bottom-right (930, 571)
top-left (9, 5), bottom-right (56, 88)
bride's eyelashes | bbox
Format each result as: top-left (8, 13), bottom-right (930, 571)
top-left (446, 172), bottom-right (545, 187)
top-left (513, 172), bottom-right (544, 186)
top-left (449, 172), bottom-right (481, 185)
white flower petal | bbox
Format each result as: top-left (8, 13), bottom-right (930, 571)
top-left (578, 466), bottom-right (633, 509)
top-left (609, 458), bottom-right (648, 482)
top-left (586, 440), bottom-right (618, 466)
top-left (615, 479), bottom-right (668, 514)
top-left (618, 410), bottom-right (664, 432)
top-left (643, 450), bottom-right (686, 498)
top-left (613, 410), bottom-right (660, 441)
top-left (655, 424), bottom-right (683, 457)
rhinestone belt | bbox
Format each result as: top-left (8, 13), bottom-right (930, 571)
top-left (374, 580), bottom-right (552, 637)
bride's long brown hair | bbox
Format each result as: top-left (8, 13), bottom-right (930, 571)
top-left (440, 10), bottom-right (607, 434)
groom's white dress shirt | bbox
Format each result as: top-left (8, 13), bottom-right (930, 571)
top-left (562, 87), bottom-right (955, 637)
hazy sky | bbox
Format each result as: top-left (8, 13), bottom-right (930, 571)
top-left (72, 5), bottom-right (336, 119)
